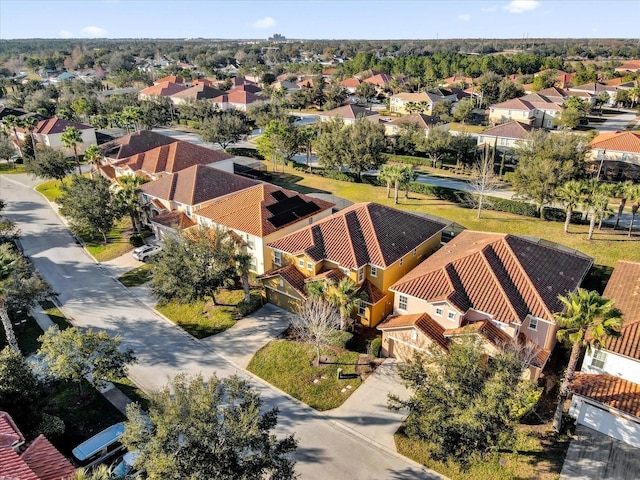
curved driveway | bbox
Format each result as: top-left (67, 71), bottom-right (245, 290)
top-left (0, 173), bottom-right (441, 480)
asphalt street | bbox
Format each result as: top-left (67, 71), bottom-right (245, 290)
top-left (0, 173), bottom-right (441, 479)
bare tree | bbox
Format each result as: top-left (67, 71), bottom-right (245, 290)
top-left (469, 144), bottom-right (498, 219)
top-left (291, 297), bottom-right (342, 366)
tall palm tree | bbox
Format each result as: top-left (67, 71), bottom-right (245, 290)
top-left (400, 164), bottom-right (417, 199)
top-left (2, 114), bottom-right (22, 158)
top-left (328, 277), bottom-right (367, 331)
top-left (116, 175), bottom-right (147, 234)
top-left (552, 289), bottom-right (623, 432)
top-left (378, 164), bottom-right (396, 199)
top-left (20, 115), bottom-right (39, 155)
top-left (60, 126), bottom-right (84, 175)
top-left (583, 183), bottom-right (610, 240)
top-left (626, 185), bottom-right (640, 237)
top-left (556, 179), bottom-right (586, 233)
top-left (305, 279), bottom-right (328, 299)
top-left (83, 144), bottom-right (103, 180)
top-left (611, 181), bottom-right (635, 230)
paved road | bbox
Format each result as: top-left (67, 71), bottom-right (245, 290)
top-left (592, 109), bottom-right (637, 133)
top-left (1, 173), bottom-right (439, 479)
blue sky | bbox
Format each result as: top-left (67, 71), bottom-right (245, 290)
top-left (1, 0), bottom-right (639, 40)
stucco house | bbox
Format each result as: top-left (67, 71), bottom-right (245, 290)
top-left (193, 184), bottom-right (334, 274)
top-left (28, 117), bottom-right (97, 156)
top-left (587, 131), bottom-right (640, 181)
top-left (568, 261), bottom-right (640, 448)
top-left (211, 90), bottom-right (266, 112)
top-left (140, 164), bottom-right (261, 239)
top-left (318, 104), bottom-right (380, 125)
top-left (169, 84), bottom-right (225, 105)
top-left (389, 90), bottom-right (457, 115)
top-left (383, 113), bottom-right (447, 137)
top-left (99, 130), bottom-right (178, 165)
top-left (259, 202), bottom-right (447, 327)
top-left (476, 120), bottom-right (533, 150)
top-left (138, 81), bottom-right (187, 100)
top-left (488, 97), bottom-right (561, 129)
top-left (388, 231), bottom-right (593, 377)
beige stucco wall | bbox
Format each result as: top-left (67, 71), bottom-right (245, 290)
top-left (381, 327), bottom-right (434, 361)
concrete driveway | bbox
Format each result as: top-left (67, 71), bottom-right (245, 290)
top-left (560, 425), bottom-right (640, 480)
top-left (592, 109), bottom-right (637, 133)
top-left (326, 359), bottom-right (410, 452)
top-left (2, 173), bottom-right (440, 479)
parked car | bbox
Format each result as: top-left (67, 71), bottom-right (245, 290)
top-left (112, 451), bottom-right (141, 478)
top-left (71, 423), bottom-right (125, 469)
top-left (132, 243), bottom-right (162, 262)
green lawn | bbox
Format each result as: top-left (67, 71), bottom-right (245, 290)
top-left (247, 340), bottom-right (362, 411)
top-left (395, 425), bottom-right (570, 480)
top-left (156, 289), bottom-right (261, 338)
top-left (0, 162), bottom-right (26, 174)
top-left (110, 377), bottom-right (150, 411)
top-left (118, 264), bottom-right (152, 287)
top-left (269, 165), bottom-right (640, 269)
top-left (35, 179), bottom-right (65, 202)
top-left (448, 122), bottom-right (487, 133)
top-left (83, 218), bottom-right (134, 262)
top-left (0, 301), bottom-right (71, 354)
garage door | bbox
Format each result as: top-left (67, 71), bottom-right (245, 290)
top-left (265, 288), bottom-right (300, 313)
top-left (578, 402), bottom-right (640, 448)
top-left (387, 337), bottom-right (421, 363)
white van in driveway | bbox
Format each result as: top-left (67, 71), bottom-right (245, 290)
top-left (72, 423), bottom-right (125, 469)
top-left (132, 243), bottom-right (162, 262)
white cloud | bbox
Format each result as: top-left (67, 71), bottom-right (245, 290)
top-left (59, 29), bottom-right (73, 38)
top-left (457, 14), bottom-right (471, 21)
top-left (481, 6), bottom-right (498, 12)
top-left (81, 26), bottom-right (107, 37)
top-left (504, 0), bottom-right (540, 13)
top-left (251, 16), bottom-right (276, 29)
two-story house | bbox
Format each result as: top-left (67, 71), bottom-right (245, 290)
top-left (383, 113), bottom-right (447, 137)
top-left (138, 81), bottom-right (188, 100)
top-left (259, 202), bottom-right (447, 327)
top-left (568, 261), bottom-right (640, 447)
top-left (389, 89), bottom-right (457, 115)
top-left (26, 118), bottom-right (97, 156)
top-left (140, 164), bottom-right (260, 239)
top-left (476, 120), bottom-right (533, 162)
top-left (193, 184), bottom-right (334, 274)
top-left (318, 104), bottom-right (380, 125)
top-left (386, 231), bottom-right (593, 377)
top-left (99, 130), bottom-right (178, 165)
top-left (488, 97), bottom-right (561, 128)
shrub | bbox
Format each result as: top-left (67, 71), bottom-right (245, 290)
top-left (236, 293), bottom-right (263, 316)
top-left (483, 197), bottom-right (538, 217)
top-left (226, 147), bottom-right (264, 160)
top-left (36, 413), bottom-right (65, 439)
top-left (370, 337), bottom-right (382, 358)
top-left (129, 233), bottom-right (145, 247)
top-left (329, 331), bottom-right (353, 349)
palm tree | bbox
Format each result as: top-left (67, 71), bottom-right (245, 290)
top-left (552, 289), bottom-right (623, 432)
top-left (328, 277), bottom-right (367, 331)
top-left (2, 115), bottom-right (22, 158)
top-left (611, 181), bottom-right (634, 229)
top-left (626, 185), bottom-right (640, 237)
top-left (556, 180), bottom-right (586, 233)
top-left (305, 279), bottom-right (328, 299)
top-left (19, 115), bottom-right (39, 154)
top-left (234, 250), bottom-right (253, 304)
top-left (61, 126), bottom-right (84, 175)
top-left (72, 465), bottom-right (114, 480)
top-left (116, 175), bottom-right (147, 234)
top-left (83, 144), bottom-right (103, 179)
top-left (0, 247), bottom-right (19, 352)
top-left (583, 183), bottom-right (610, 240)
top-left (378, 164), bottom-right (396, 199)
top-left (400, 164), bottom-right (417, 200)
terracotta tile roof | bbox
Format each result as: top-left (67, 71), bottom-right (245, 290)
top-left (357, 279), bottom-right (386, 305)
top-left (150, 210), bottom-right (196, 230)
top-left (20, 436), bottom-right (74, 480)
top-left (228, 84), bottom-right (262, 94)
top-left (230, 76), bottom-right (256, 87)
top-left (97, 164), bottom-right (116, 180)
top-left (100, 130), bottom-right (178, 160)
top-left (391, 231), bottom-right (593, 324)
top-left (258, 264), bottom-right (307, 298)
top-left (305, 268), bottom-right (346, 284)
top-left (602, 261), bottom-right (640, 360)
top-left (114, 141), bottom-right (232, 176)
top-left (569, 82), bottom-right (617, 93)
top-left (339, 78), bottom-right (361, 88)
top-left (442, 75), bottom-right (473, 85)
top-left (141, 164), bottom-right (259, 206)
top-left (33, 118), bottom-right (93, 135)
top-left (193, 78), bottom-right (216, 87)
top-left (196, 184), bottom-right (334, 237)
top-left (155, 75), bottom-right (188, 85)
top-left (444, 319), bottom-right (512, 346)
top-left (320, 104), bottom-right (377, 119)
top-left (322, 68), bottom-right (337, 76)
top-left (616, 60), bottom-right (640, 71)
top-left (0, 412), bottom-right (23, 448)
top-left (589, 131), bottom-right (640, 154)
top-left (170, 84), bottom-right (224, 100)
top-left (140, 81), bottom-right (188, 97)
top-left (479, 120), bottom-right (533, 140)
top-left (364, 73), bottom-right (392, 86)
top-left (387, 113), bottom-right (441, 129)
top-left (377, 313), bottom-right (450, 351)
top-left (213, 90), bottom-right (266, 105)
top-left (490, 98), bottom-right (536, 111)
top-left (391, 91), bottom-right (451, 103)
top-left (571, 373), bottom-right (640, 418)
top-left (268, 203), bottom-right (446, 269)
top-left (0, 448), bottom-right (39, 480)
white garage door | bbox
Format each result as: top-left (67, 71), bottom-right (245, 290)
top-left (578, 402), bottom-right (640, 448)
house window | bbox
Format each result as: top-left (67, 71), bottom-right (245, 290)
top-left (274, 250), bottom-right (281, 266)
top-left (309, 218), bottom-right (313, 224)
top-left (399, 258), bottom-right (404, 266)
top-left (307, 262), bottom-right (313, 271)
top-left (358, 302), bottom-right (366, 317)
top-left (279, 278), bottom-right (284, 288)
top-left (413, 248), bottom-right (417, 257)
top-left (435, 307), bottom-right (443, 316)
top-left (185, 205), bottom-right (192, 217)
top-left (398, 295), bottom-right (408, 311)
top-left (528, 318), bottom-right (538, 331)
top-left (370, 266), bottom-right (377, 277)
top-left (358, 268), bottom-right (364, 283)
top-left (447, 311), bottom-right (456, 321)
top-left (341, 267), bottom-right (350, 276)
top-left (591, 350), bottom-right (607, 369)
top-left (411, 330), bottom-right (418, 342)
top-left (298, 259), bottom-right (304, 268)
